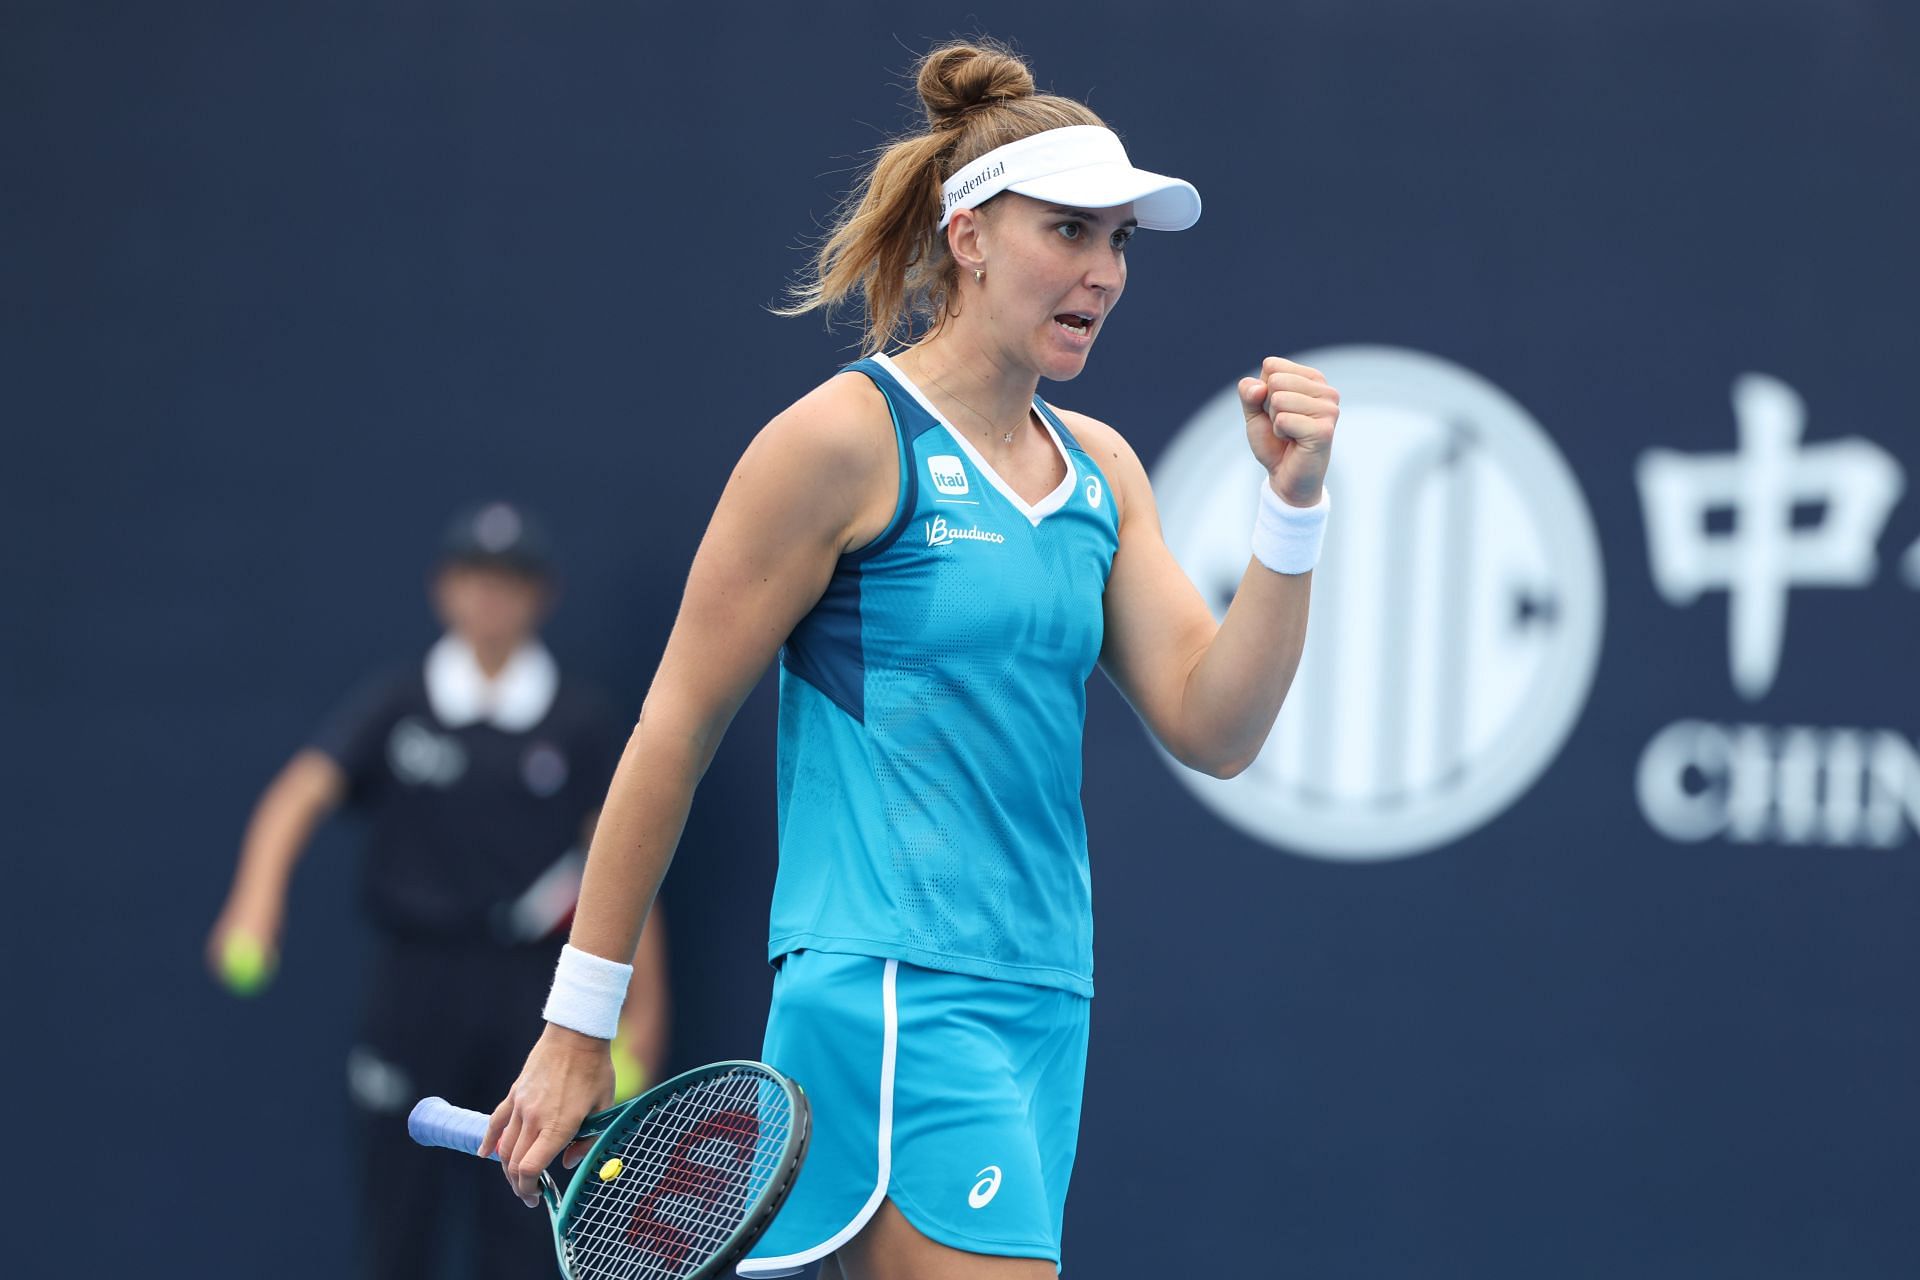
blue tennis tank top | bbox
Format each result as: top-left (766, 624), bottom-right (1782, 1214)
top-left (769, 353), bottom-right (1120, 996)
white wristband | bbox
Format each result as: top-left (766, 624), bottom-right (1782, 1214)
top-left (542, 943), bottom-right (633, 1040)
top-left (1250, 482), bottom-right (1331, 575)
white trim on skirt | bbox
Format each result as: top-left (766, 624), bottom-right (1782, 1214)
top-left (736, 958), bottom-right (899, 1277)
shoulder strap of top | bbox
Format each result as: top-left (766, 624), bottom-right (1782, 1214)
top-left (1032, 398), bottom-right (1085, 452)
top-left (838, 358), bottom-right (918, 564)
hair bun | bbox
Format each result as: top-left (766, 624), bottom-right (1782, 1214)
top-left (918, 41), bottom-right (1035, 127)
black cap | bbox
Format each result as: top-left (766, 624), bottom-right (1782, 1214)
top-left (439, 501), bottom-right (555, 578)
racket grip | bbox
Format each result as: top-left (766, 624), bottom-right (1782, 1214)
top-left (408, 1097), bottom-right (496, 1160)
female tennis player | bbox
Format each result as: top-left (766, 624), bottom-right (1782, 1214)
top-left (485, 40), bottom-right (1339, 1279)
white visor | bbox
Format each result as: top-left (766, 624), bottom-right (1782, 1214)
top-left (937, 125), bottom-right (1201, 232)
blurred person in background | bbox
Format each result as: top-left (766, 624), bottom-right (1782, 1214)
top-left (206, 500), bottom-right (669, 1280)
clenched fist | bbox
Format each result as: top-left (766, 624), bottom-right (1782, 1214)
top-left (1239, 356), bottom-right (1339, 507)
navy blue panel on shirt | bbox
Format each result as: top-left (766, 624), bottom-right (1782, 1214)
top-left (782, 563), bottom-right (867, 723)
top-left (777, 359), bottom-right (927, 725)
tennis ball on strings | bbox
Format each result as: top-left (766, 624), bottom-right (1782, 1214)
top-left (598, 1158), bottom-right (624, 1182)
top-left (219, 933), bottom-right (276, 996)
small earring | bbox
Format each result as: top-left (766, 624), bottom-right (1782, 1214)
top-left (974, 269), bottom-right (984, 284)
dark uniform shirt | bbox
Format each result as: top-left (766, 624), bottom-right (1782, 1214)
top-left (311, 640), bottom-right (623, 943)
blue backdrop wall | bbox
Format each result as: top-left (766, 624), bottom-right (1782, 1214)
top-left (9, 2), bottom-right (1920, 1275)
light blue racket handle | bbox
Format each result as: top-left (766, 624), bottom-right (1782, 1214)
top-left (408, 1096), bottom-right (495, 1160)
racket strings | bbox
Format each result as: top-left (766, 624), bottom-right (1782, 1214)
top-left (562, 1067), bottom-right (795, 1280)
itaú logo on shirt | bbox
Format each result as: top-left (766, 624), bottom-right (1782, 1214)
top-left (927, 454), bottom-right (970, 495)
top-left (925, 515), bottom-right (1005, 548)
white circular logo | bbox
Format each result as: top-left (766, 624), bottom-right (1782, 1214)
top-left (473, 502), bottom-right (524, 552)
top-left (1152, 346), bottom-right (1606, 861)
top-left (967, 1164), bottom-right (1002, 1209)
top-left (387, 717), bottom-right (468, 788)
top-left (1085, 475), bottom-right (1104, 509)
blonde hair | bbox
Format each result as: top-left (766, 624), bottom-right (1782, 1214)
top-left (780, 40), bottom-right (1103, 354)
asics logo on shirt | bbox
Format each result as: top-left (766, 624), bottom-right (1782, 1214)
top-left (1085, 475), bottom-right (1104, 509)
top-left (968, 1165), bottom-right (1003, 1209)
top-left (925, 515), bottom-right (1005, 548)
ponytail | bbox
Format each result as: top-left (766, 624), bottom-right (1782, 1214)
top-left (779, 39), bottom-right (1103, 354)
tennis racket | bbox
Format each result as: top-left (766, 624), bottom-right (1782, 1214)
top-left (409, 1060), bottom-right (810, 1280)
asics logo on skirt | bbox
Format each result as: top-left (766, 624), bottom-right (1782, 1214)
top-left (968, 1165), bottom-right (1003, 1209)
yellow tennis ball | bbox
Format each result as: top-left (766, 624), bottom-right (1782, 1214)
top-left (598, 1158), bottom-right (623, 1182)
top-left (610, 1036), bottom-right (647, 1101)
top-left (220, 933), bottom-right (275, 997)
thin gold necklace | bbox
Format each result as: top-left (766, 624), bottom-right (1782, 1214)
top-left (913, 361), bottom-right (1025, 445)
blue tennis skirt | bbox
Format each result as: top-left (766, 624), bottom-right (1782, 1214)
top-left (736, 950), bottom-right (1091, 1276)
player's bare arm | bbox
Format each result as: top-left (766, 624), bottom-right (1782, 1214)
top-left (485, 371), bottom-right (899, 1204)
top-left (1081, 357), bottom-right (1339, 777)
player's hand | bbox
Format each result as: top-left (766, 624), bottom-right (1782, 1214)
top-left (484, 1023), bottom-right (615, 1207)
top-left (1239, 357), bottom-right (1339, 507)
